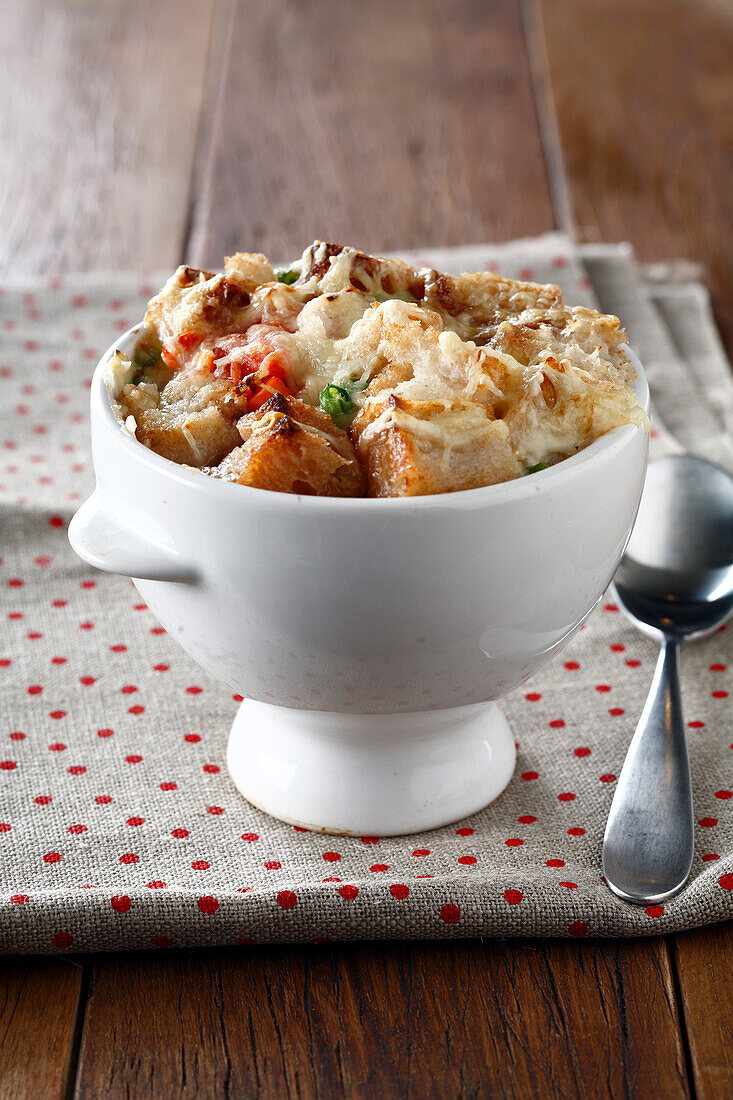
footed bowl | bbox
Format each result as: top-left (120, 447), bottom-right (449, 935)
top-left (69, 327), bottom-right (649, 834)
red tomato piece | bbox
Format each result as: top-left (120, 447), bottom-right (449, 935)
top-left (230, 355), bottom-right (260, 387)
top-left (161, 342), bottom-right (179, 370)
top-left (177, 333), bottom-right (201, 351)
top-left (261, 351), bottom-right (289, 380)
top-left (248, 376), bottom-right (294, 411)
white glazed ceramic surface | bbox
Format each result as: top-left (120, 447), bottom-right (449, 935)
top-left (227, 701), bottom-right (516, 835)
top-left (69, 327), bottom-right (650, 834)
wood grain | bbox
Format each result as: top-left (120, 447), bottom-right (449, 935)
top-left (0, 957), bottom-right (84, 1100)
top-left (673, 924), bottom-right (733, 1100)
top-left (74, 939), bottom-right (688, 1099)
top-left (0, 0), bottom-right (214, 276)
top-left (537, 4), bottom-right (733, 1093)
top-left (538, 0), bottom-right (733, 353)
top-left (188, 0), bottom-right (554, 266)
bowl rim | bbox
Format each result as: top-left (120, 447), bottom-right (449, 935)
top-left (93, 325), bottom-right (650, 511)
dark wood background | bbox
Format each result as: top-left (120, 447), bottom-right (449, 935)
top-left (1, 1), bottom-right (731, 1096)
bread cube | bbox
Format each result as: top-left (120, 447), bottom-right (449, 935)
top-left (121, 371), bottom-right (246, 467)
top-left (207, 394), bottom-right (365, 497)
top-left (351, 393), bottom-right (522, 497)
top-left (145, 265), bottom-right (256, 342)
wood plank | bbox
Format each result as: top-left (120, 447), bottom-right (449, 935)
top-left (537, 0), bottom-right (733, 353)
top-left (0, 957), bottom-right (84, 1100)
top-left (537, 4), bottom-right (733, 1090)
top-left (672, 924), bottom-right (733, 1100)
top-left (0, 0), bottom-right (214, 275)
top-left (188, 0), bottom-right (555, 266)
top-left (75, 939), bottom-right (688, 1099)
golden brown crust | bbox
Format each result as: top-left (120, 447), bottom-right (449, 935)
top-left (206, 395), bottom-right (365, 497)
top-left (121, 371), bottom-right (247, 467)
top-left (350, 393), bottom-right (522, 497)
top-left (224, 252), bottom-right (276, 291)
top-left (144, 266), bottom-right (255, 342)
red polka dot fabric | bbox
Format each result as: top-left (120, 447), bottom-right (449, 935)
top-left (0, 238), bottom-right (731, 953)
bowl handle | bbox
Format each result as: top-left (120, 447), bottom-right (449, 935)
top-left (68, 493), bottom-right (197, 583)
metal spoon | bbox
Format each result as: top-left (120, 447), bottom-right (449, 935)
top-left (602, 454), bottom-right (733, 905)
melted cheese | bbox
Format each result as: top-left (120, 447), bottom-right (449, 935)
top-left (360, 403), bottom-right (494, 448)
top-left (116, 242), bottom-right (646, 494)
top-left (105, 351), bottom-right (136, 397)
top-left (181, 424), bottom-right (204, 464)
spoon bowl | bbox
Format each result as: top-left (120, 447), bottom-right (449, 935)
top-left (603, 454), bottom-right (733, 904)
top-left (615, 454), bottom-right (733, 638)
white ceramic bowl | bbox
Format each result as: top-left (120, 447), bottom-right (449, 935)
top-left (69, 327), bottom-right (649, 834)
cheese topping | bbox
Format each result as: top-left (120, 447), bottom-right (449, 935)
top-left (112, 241), bottom-right (647, 497)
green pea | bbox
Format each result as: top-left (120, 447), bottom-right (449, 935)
top-left (320, 383), bottom-right (355, 424)
top-left (275, 268), bottom-right (299, 285)
top-left (373, 289), bottom-right (414, 303)
top-left (133, 340), bottom-right (162, 369)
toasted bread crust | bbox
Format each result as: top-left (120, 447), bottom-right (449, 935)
top-left (351, 392), bottom-right (522, 497)
top-left (205, 395), bottom-right (365, 497)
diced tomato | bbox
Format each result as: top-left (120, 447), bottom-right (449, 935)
top-left (230, 355), bottom-right (260, 386)
top-left (247, 388), bottom-right (271, 412)
top-left (161, 333), bottom-right (202, 370)
top-left (161, 342), bottom-right (179, 370)
top-left (212, 334), bottom-right (248, 358)
top-left (208, 328), bottom-right (294, 395)
top-left (178, 333), bottom-right (201, 351)
top-left (248, 376), bottom-right (294, 411)
top-left (266, 377), bottom-right (293, 397)
top-left (261, 351), bottom-right (289, 380)
top-left (212, 337), bottom-right (292, 387)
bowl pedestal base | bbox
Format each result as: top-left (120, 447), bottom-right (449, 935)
top-left (226, 699), bottom-right (516, 836)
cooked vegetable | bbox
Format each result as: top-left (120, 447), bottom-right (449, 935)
top-left (133, 339), bottom-right (162, 370)
top-left (275, 268), bottom-right (299, 285)
top-left (525, 462), bottom-right (547, 474)
top-left (248, 376), bottom-right (294, 411)
top-left (177, 333), bottom-right (201, 351)
top-left (373, 289), bottom-right (415, 304)
top-left (320, 383), bottom-right (355, 424)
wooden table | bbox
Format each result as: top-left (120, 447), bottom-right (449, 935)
top-left (1, 1), bottom-right (731, 1096)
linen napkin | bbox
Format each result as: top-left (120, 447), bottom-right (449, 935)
top-left (0, 234), bottom-right (730, 953)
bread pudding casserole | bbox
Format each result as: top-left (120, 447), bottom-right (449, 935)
top-left (111, 242), bottom-right (647, 497)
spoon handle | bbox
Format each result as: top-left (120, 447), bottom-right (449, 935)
top-left (602, 638), bottom-right (694, 905)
